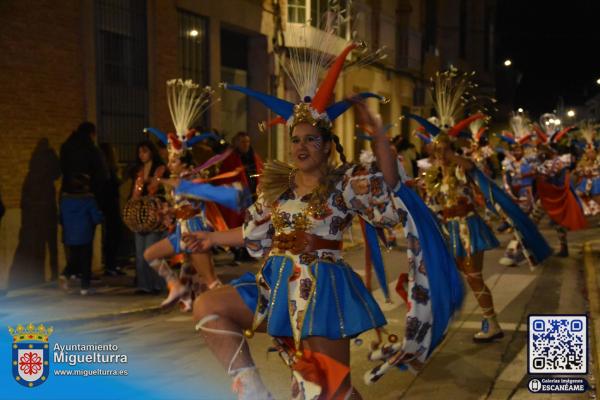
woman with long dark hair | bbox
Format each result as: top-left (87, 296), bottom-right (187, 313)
top-left (130, 140), bottom-right (168, 293)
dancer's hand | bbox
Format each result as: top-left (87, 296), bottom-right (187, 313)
top-left (353, 100), bottom-right (400, 188)
top-left (353, 100), bottom-right (384, 137)
top-left (183, 232), bottom-right (214, 252)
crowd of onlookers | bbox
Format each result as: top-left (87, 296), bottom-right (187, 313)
top-left (58, 122), bottom-right (262, 295)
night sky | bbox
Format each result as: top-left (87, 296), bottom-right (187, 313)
top-left (496, 0), bottom-right (600, 116)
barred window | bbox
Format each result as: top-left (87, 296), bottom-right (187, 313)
top-left (95, 0), bottom-right (148, 163)
top-left (178, 10), bottom-right (208, 86)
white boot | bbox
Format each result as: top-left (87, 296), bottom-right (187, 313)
top-left (473, 316), bottom-right (504, 343)
top-left (231, 367), bottom-right (273, 400)
top-left (499, 240), bottom-right (523, 267)
top-left (160, 280), bottom-right (188, 308)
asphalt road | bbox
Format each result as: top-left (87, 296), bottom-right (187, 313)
top-left (48, 220), bottom-right (600, 399)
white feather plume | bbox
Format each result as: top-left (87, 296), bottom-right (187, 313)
top-left (166, 79), bottom-right (215, 137)
top-left (509, 113), bottom-right (530, 141)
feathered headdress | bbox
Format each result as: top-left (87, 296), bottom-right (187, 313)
top-left (221, 5), bottom-right (387, 132)
top-left (579, 120), bottom-right (599, 149)
top-left (509, 112), bottom-right (533, 145)
top-left (496, 130), bottom-right (516, 145)
top-left (405, 68), bottom-right (487, 142)
top-left (144, 79), bottom-right (219, 159)
top-left (469, 117), bottom-right (488, 143)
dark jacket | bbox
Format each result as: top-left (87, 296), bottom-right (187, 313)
top-left (60, 133), bottom-right (109, 198)
top-left (60, 194), bottom-right (104, 245)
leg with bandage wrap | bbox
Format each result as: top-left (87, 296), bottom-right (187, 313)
top-left (149, 259), bottom-right (188, 308)
top-left (459, 256), bottom-right (503, 343)
top-left (195, 314), bottom-right (272, 400)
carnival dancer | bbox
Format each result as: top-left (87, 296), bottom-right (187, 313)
top-left (353, 129), bottom-right (464, 385)
top-left (573, 121), bottom-right (600, 216)
top-left (466, 117), bottom-right (495, 176)
top-left (406, 69), bottom-right (553, 343)
top-left (498, 113), bottom-right (538, 266)
top-left (142, 79), bottom-right (244, 310)
top-left (465, 117), bottom-right (499, 226)
top-left (217, 131), bottom-right (265, 263)
top-left (183, 14), bottom-right (463, 399)
top-left (531, 114), bottom-right (587, 256)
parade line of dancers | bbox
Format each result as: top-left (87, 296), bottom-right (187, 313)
top-left (109, 13), bottom-right (598, 400)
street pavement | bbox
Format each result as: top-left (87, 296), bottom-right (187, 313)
top-left (1, 219), bottom-right (599, 399)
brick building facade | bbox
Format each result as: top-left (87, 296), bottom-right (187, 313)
top-left (0, 0), bottom-right (495, 291)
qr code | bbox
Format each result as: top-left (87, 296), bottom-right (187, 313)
top-left (528, 315), bottom-right (587, 374)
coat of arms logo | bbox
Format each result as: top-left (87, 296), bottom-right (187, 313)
top-left (8, 323), bottom-right (53, 387)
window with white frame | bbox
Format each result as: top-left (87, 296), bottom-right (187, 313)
top-left (287, 0), bottom-right (349, 38)
top-left (287, 0), bottom-right (306, 23)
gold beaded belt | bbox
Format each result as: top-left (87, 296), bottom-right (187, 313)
top-left (441, 202), bottom-right (475, 220)
top-left (272, 231), bottom-right (342, 255)
top-left (173, 205), bottom-right (200, 220)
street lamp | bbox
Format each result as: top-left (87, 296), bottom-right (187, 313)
top-left (597, 78), bottom-right (600, 85)
top-left (189, 29), bottom-right (199, 37)
top-left (567, 110), bottom-right (576, 118)
top-left (503, 59), bottom-right (512, 67)
top-left (517, 107), bottom-right (524, 113)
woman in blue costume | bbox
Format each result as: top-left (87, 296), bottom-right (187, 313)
top-left (497, 113), bottom-right (538, 266)
top-left (408, 69), bottom-right (552, 344)
top-left (142, 79), bottom-right (243, 310)
top-left (183, 17), bottom-right (463, 397)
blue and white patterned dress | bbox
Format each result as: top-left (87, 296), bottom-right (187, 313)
top-left (233, 163), bottom-right (402, 348)
top-left (231, 160), bottom-right (464, 383)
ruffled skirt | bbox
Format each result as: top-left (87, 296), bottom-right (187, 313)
top-left (445, 214), bottom-right (499, 258)
top-left (231, 255), bottom-right (386, 339)
top-left (168, 216), bottom-right (212, 253)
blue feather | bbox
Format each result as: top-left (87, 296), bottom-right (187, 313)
top-left (185, 132), bottom-right (220, 147)
top-left (144, 127), bottom-right (168, 145)
top-left (326, 92), bottom-right (385, 121)
top-left (223, 83), bottom-right (294, 119)
top-left (405, 114), bottom-right (441, 136)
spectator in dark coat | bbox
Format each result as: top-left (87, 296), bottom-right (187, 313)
top-left (59, 122), bottom-right (108, 293)
top-left (60, 122), bottom-right (109, 199)
top-left (59, 174), bottom-right (103, 295)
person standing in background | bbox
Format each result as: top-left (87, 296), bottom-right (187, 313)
top-left (217, 132), bottom-right (263, 262)
top-left (59, 122), bottom-right (109, 287)
top-left (130, 140), bottom-right (168, 294)
top-left (99, 143), bottom-right (125, 276)
top-left (59, 174), bottom-right (103, 295)
top-left (60, 122), bottom-right (109, 201)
